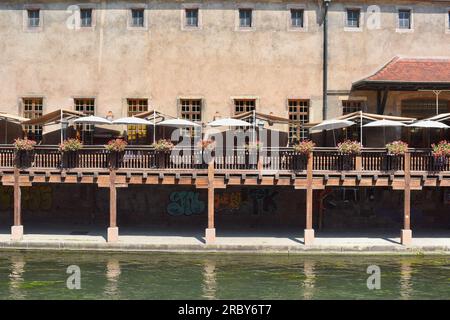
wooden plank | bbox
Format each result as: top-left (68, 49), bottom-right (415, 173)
top-left (13, 168), bottom-right (21, 226)
top-left (306, 153), bottom-right (313, 230)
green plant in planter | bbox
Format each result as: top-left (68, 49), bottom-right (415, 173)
top-left (105, 139), bottom-right (128, 152)
top-left (13, 138), bottom-right (36, 168)
top-left (431, 140), bottom-right (450, 158)
top-left (386, 140), bottom-right (408, 156)
top-left (14, 138), bottom-right (36, 151)
top-left (245, 140), bottom-right (263, 151)
top-left (197, 139), bottom-right (216, 151)
top-left (431, 140), bottom-right (450, 170)
top-left (337, 140), bottom-right (361, 155)
top-left (59, 139), bottom-right (83, 152)
top-left (293, 140), bottom-right (316, 154)
top-left (151, 139), bottom-right (174, 152)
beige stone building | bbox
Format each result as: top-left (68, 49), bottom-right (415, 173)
top-left (0, 0), bottom-right (450, 145)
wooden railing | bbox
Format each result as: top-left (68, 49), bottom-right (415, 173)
top-left (0, 145), bottom-right (448, 174)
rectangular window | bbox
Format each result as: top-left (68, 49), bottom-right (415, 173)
top-left (239, 9), bottom-right (252, 28)
top-left (180, 99), bottom-right (202, 122)
top-left (185, 8), bottom-right (199, 27)
top-left (448, 11), bottom-right (450, 29)
top-left (346, 9), bottom-right (360, 28)
top-left (27, 9), bottom-right (40, 28)
top-left (288, 99), bottom-right (309, 143)
top-left (131, 8), bottom-right (144, 27)
top-left (127, 99), bottom-right (148, 142)
top-left (342, 100), bottom-right (364, 115)
top-left (290, 9), bottom-right (304, 28)
top-left (75, 98), bottom-right (95, 143)
top-left (80, 8), bottom-right (92, 27)
top-left (234, 99), bottom-right (255, 115)
top-left (23, 98), bottom-right (43, 142)
top-left (398, 9), bottom-right (411, 29)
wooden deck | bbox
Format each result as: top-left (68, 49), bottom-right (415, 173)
top-left (1, 145), bottom-right (448, 245)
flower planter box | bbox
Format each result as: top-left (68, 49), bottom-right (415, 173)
top-left (61, 151), bottom-right (78, 169)
top-left (109, 151), bottom-right (124, 169)
top-left (339, 154), bottom-right (355, 171)
top-left (432, 156), bottom-right (448, 171)
top-left (293, 153), bottom-right (308, 171)
top-left (15, 150), bottom-right (34, 168)
top-left (156, 151), bottom-right (170, 169)
top-left (383, 154), bottom-right (403, 171)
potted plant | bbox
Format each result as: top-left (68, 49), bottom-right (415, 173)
top-left (13, 138), bottom-right (36, 168)
top-left (244, 140), bottom-right (263, 168)
top-left (431, 140), bottom-right (450, 171)
top-left (151, 139), bottom-right (174, 168)
top-left (337, 140), bottom-right (361, 170)
top-left (385, 140), bottom-right (408, 171)
top-left (293, 140), bottom-right (315, 170)
top-left (105, 139), bottom-right (128, 168)
top-left (293, 140), bottom-right (315, 154)
top-left (59, 139), bottom-right (83, 169)
top-left (196, 139), bottom-right (216, 168)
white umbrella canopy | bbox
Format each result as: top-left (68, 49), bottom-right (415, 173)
top-left (311, 119), bottom-right (355, 132)
top-left (363, 119), bottom-right (407, 128)
top-left (158, 118), bottom-right (201, 127)
top-left (208, 118), bottom-right (252, 127)
top-left (408, 120), bottom-right (450, 129)
top-left (73, 115), bottom-right (112, 125)
top-left (112, 117), bottom-right (152, 125)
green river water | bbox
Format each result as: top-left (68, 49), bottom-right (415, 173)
top-left (0, 251), bottom-right (448, 299)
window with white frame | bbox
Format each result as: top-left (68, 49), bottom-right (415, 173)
top-left (80, 8), bottom-right (92, 27)
top-left (131, 8), bottom-right (145, 28)
top-left (74, 98), bottom-right (95, 143)
top-left (27, 9), bottom-right (40, 28)
top-left (346, 8), bottom-right (360, 28)
top-left (398, 9), bottom-right (411, 29)
top-left (23, 98), bottom-right (43, 142)
top-left (288, 99), bottom-right (309, 143)
top-left (290, 9), bottom-right (304, 28)
top-left (185, 8), bottom-right (199, 27)
top-left (239, 9), bottom-right (252, 28)
top-left (234, 99), bottom-right (255, 114)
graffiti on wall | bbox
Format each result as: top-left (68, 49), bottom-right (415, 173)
top-left (0, 186), bottom-right (53, 211)
top-left (167, 191), bottom-right (206, 216)
top-left (215, 189), bottom-right (278, 215)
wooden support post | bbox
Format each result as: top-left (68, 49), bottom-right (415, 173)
top-left (11, 167), bottom-right (23, 241)
top-left (107, 169), bottom-right (119, 243)
top-left (355, 154), bottom-right (362, 171)
top-left (401, 152), bottom-right (412, 245)
top-left (304, 152), bottom-right (315, 245)
top-left (205, 160), bottom-right (216, 244)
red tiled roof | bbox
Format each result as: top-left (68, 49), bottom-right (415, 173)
top-left (365, 56), bottom-right (450, 83)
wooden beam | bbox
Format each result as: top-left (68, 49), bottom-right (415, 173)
top-left (13, 168), bottom-right (21, 226)
top-left (109, 170), bottom-right (117, 229)
top-left (207, 161), bottom-right (214, 230)
top-left (403, 153), bottom-right (411, 230)
top-left (401, 152), bottom-right (412, 245)
top-left (306, 153), bottom-right (313, 230)
top-left (304, 152), bottom-right (314, 245)
top-left (205, 160), bottom-right (216, 244)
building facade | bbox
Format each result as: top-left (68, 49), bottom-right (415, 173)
top-left (1, 0), bottom-right (450, 144)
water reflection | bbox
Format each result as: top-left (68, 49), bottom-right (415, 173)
top-left (104, 258), bottom-right (121, 298)
top-left (302, 261), bottom-right (316, 300)
top-left (399, 260), bottom-right (413, 299)
top-left (202, 259), bottom-right (217, 300)
top-left (9, 255), bottom-right (26, 300)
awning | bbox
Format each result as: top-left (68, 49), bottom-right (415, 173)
top-left (233, 111), bottom-right (290, 124)
top-left (352, 56), bottom-right (450, 91)
top-left (22, 109), bottom-right (85, 126)
top-left (0, 112), bottom-right (29, 123)
top-left (337, 111), bottom-right (416, 122)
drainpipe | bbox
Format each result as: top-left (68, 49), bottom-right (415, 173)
top-left (322, 0), bottom-right (331, 121)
